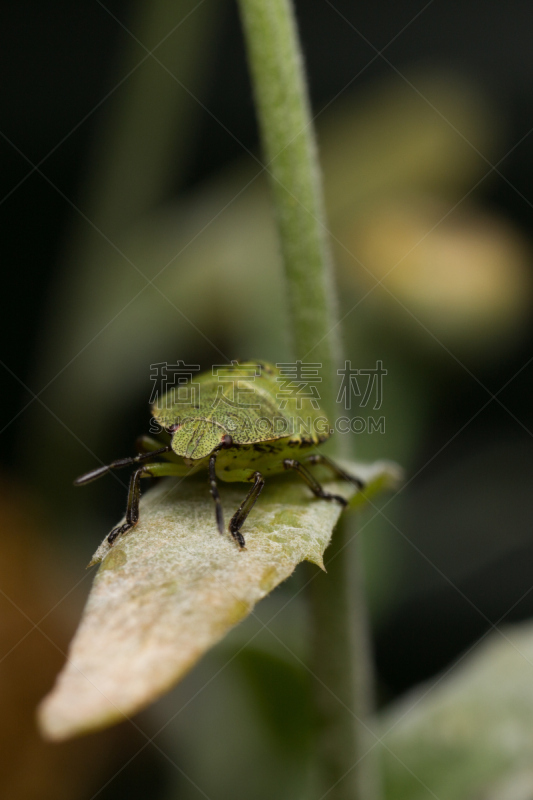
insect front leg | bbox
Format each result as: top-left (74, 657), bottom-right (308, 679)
top-left (107, 461), bottom-right (193, 545)
top-left (283, 458), bottom-right (348, 506)
top-left (228, 472), bottom-right (265, 549)
top-left (107, 466), bottom-right (146, 544)
top-left (209, 454), bottom-right (225, 538)
top-left (305, 454), bottom-right (365, 490)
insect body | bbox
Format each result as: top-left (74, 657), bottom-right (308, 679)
top-left (76, 361), bottom-right (364, 549)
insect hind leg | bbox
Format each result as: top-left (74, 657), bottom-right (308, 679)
top-left (305, 454), bottom-right (365, 490)
top-left (283, 458), bottom-right (348, 506)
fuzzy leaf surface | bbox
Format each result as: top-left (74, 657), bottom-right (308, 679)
top-left (38, 460), bottom-right (399, 740)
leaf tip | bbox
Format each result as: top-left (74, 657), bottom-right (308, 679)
top-left (378, 460), bottom-right (405, 489)
top-left (307, 555), bottom-right (327, 572)
top-left (36, 676), bottom-right (126, 742)
top-left (36, 695), bottom-right (73, 742)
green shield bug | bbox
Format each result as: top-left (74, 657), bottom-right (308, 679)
top-left (75, 360), bottom-right (364, 549)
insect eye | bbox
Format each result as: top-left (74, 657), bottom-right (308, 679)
top-left (221, 434), bottom-right (233, 448)
top-left (166, 423), bottom-right (180, 433)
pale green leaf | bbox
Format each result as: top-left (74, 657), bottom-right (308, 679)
top-left (38, 460), bottom-right (399, 741)
top-left (380, 622), bottom-right (533, 800)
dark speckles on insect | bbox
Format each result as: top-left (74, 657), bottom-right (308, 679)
top-left (75, 361), bottom-right (365, 553)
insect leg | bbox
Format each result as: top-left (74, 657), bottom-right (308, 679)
top-left (107, 465), bottom-right (149, 544)
top-left (106, 461), bottom-right (191, 545)
top-left (305, 454), bottom-right (365, 490)
top-left (209, 454), bottom-right (225, 538)
top-left (74, 446), bottom-right (171, 485)
top-left (283, 458), bottom-right (348, 506)
top-left (228, 472), bottom-right (265, 549)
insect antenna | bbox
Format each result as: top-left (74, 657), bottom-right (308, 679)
top-left (74, 446), bottom-right (171, 486)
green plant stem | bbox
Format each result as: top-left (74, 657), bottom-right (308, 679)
top-left (237, 0), bottom-right (340, 417)
top-left (237, 1), bottom-right (378, 798)
top-left (308, 517), bottom-right (380, 800)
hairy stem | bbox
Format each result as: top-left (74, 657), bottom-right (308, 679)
top-left (237, 1), bottom-right (378, 798)
top-left (237, 0), bottom-right (340, 417)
